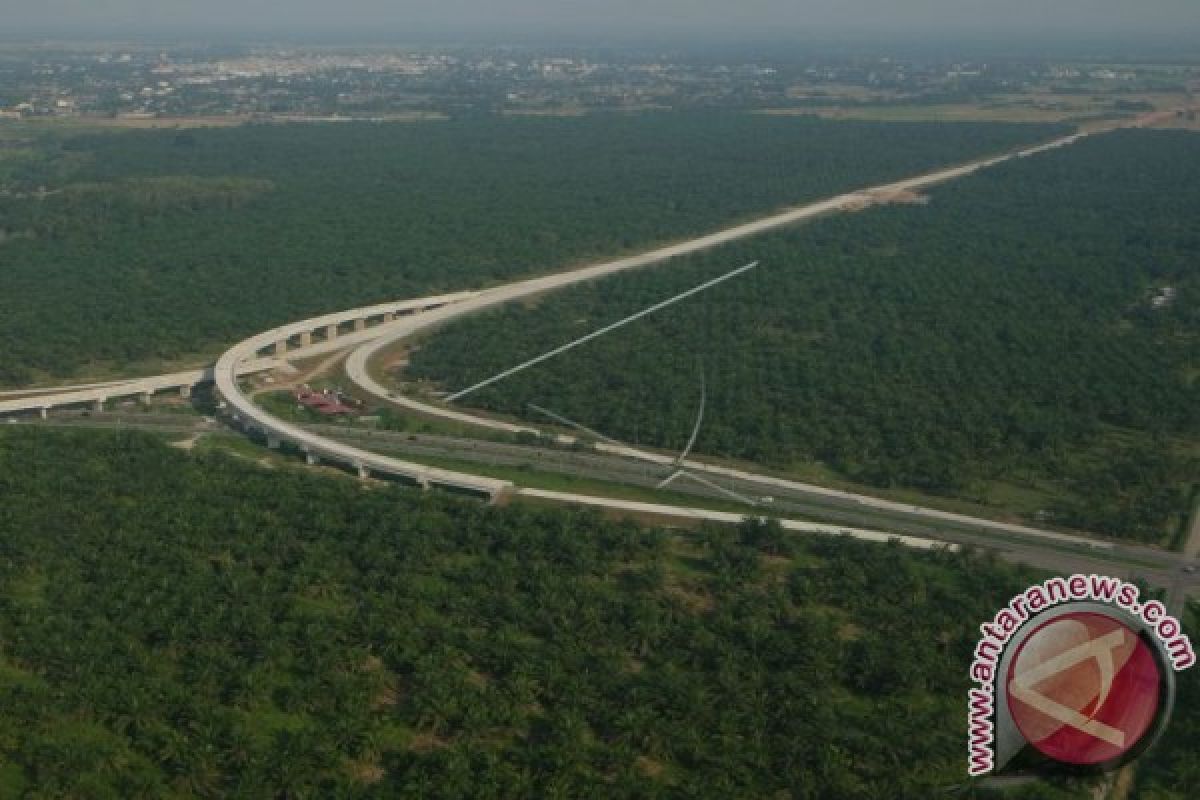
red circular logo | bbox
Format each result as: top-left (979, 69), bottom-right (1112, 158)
top-left (1006, 612), bottom-right (1163, 766)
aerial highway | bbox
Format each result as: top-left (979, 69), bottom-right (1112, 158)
top-left (206, 301), bottom-right (934, 546)
top-left (208, 292), bottom-right (516, 497)
top-left (193, 124), bottom-right (1094, 508)
top-left (3, 118), bottom-right (1197, 588)
top-left (338, 126), bottom-right (1135, 553)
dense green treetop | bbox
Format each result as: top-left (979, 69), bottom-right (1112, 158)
top-left (0, 114), bottom-right (1064, 383)
top-left (0, 426), bottom-right (1099, 798)
top-left (1133, 602), bottom-right (1200, 800)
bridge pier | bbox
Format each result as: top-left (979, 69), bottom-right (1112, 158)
top-left (305, 452), bottom-right (319, 466)
top-left (274, 339), bottom-right (288, 356)
top-left (356, 464), bottom-right (370, 480)
top-left (179, 385), bottom-right (191, 399)
top-left (266, 434), bottom-right (281, 450)
top-left (39, 407), bottom-right (48, 420)
top-left (140, 391), bottom-right (153, 405)
top-left (324, 324), bottom-right (338, 341)
top-left (299, 331), bottom-right (312, 347)
top-left (92, 399), bottom-right (105, 413)
top-left (383, 311), bottom-right (396, 323)
top-left (353, 318), bottom-right (366, 332)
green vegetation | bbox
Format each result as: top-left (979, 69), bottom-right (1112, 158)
top-left (357, 449), bottom-right (751, 513)
top-left (55, 175), bottom-right (275, 211)
top-left (410, 129), bottom-right (1200, 542)
top-left (765, 88), bottom-right (1188, 125)
top-left (1133, 601), bottom-right (1200, 799)
top-left (255, 389), bottom-right (342, 426)
top-left (0, 426), bottom-right (1098, 798)
top-left (0, 114), bottom-right (1065, 385)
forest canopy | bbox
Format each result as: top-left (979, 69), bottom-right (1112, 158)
top-left (0, 426), bottom-right (1100, 799)
top-left (0, 113), bottom-right (1065, 384)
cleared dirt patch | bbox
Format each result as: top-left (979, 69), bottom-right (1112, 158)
top-left (844, 187), bottom-right (931, 212)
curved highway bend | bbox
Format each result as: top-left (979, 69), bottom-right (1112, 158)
top-left (211, 292), bottom-right (512, 497)
top-left (208, 297), bottom-right (945, 545)
top-left (202, 124), bottom-right (1088, 502)
top-left (341, 129), bottom-right (1113, 549)
top-left (4, 123), bottom-right (1194, 567)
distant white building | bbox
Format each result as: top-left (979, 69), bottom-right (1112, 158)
top-left (1150, 287), bottom-right (1177, 309)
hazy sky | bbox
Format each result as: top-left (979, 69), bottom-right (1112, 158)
top-left (7, 0), bottom-right (1200, 41)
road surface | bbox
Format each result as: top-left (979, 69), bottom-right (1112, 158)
top-left (210, 292), bottom-right (515, 497)
top-left (0, 359), bottom-right (283, 416)
top-left (4, 119), bottom-right (1195, 587)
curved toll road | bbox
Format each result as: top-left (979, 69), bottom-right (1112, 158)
top-left (6, 124), bottom-right (1173, 556)
top-left (208, 296), bottom-right (946, 545)
top-left (206, 293), bottom-right (947, 545)
top-left (212, 132), bottom-right (1104, 543)
top-left (211, 292), bottom-right (514, 497)
top-left (0, 126), bottom-right (1089, 424)
top-left (344, 130), bottom-right (1096, 429)
top-left (343, 127), bottom-right (1116, 553)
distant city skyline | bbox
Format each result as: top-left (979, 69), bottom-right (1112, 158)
top-left (6, 0), bottom-right (1200, 43)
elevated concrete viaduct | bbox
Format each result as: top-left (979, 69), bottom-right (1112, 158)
top-left (209, 291), bottom-right (512, 499)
